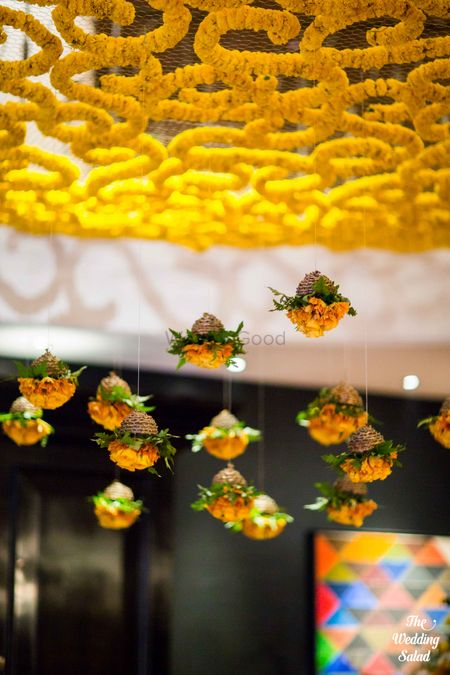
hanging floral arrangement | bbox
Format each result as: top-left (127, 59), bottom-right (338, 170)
top-left (186, 409), bottom-right (261, 460)
top-left (323, 425), bottom-right (404, 482)
top-left (270, 271), bottom-right (356, 338)
top-left (0, 396), bottom-right (54, 447)
top-left (88, 371), bottom-right (153, 430)
top-left (91, 480), bottom-right (143, 530)
top-left (16, 349), bottom-right (86, 409)
top-left (296, 383), bottom-right (368, 445)
top-left (167, 313), bottom-right (245, 369)
top-left (227, 494), bottom-right (293, 540)
top-left (305, 478), bottom-right (378, 528)
top-left (94, 411), bottom-right (176, 474)
top-left (192, 463), bottom-right (258, 523)
top-left (418, 397), bottom-right (450, 449)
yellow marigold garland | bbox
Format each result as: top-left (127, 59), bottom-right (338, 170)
top-left (0, 0), bottom-right (449, 250)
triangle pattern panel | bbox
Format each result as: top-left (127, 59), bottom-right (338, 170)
top-left (314, 531), bottom-right (450, 675)
top-left (316, 534), bottom-right (341, 580)
top-left (317, 583), bottom-right (341, 625)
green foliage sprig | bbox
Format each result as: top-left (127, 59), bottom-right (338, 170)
top-left (323, 440), bottom-right (405, 472)
top-left (417, 416), bottom-right (438, 429)
top-left (269, 275), bottom-right (356, 314)
top-left (15, 359), bottom-right (86, 384)
top-left (186, 422), bottom-right (261, 453)
top-left (225, 507), bottom-right (294, 532)
top-left (304, 482), bottom-right (367, 512)
top-left (91, 493), bottom-right (144, 513)
top-left (295, 387), bottom-right (367, 426)
top-left (191, 482), bottom-right (259, 511)
top-left (167, 322), bottom-right (245, 369)
top-left (93, 428), bottom-right (177, 474)
top-left (96, 385), bottom-right (154, 412)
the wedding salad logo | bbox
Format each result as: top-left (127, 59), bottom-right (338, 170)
top-left (392, 614), bottom-right (440, 664)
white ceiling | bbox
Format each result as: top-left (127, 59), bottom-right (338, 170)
top-left (0, 227), bottom-right (449, 399)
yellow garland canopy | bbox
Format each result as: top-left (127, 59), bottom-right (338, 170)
top-left (0, 0), bottom-right (449, 250)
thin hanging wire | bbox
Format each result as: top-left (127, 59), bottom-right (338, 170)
top-left (361, 74), bottom-right (369, 414)
top-left (222, 373), bottom-right (232, 411)
top-left (257, 381), bottom-right (265, 491)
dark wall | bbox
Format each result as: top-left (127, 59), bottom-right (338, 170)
top-left (0, 360), bottom-right (448, 675)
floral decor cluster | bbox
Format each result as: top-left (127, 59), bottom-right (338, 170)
top-left (0, 0), bottom-right (449, 250)
top-left (187, 405), bottom-right (292, 540)
top-left (303, 384), bottom-right (406, 528)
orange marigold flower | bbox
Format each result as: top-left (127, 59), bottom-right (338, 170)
top-left (308, 404), bottom-right (368, 445)
top-left (429, 412), bottom-right (450, 449)
top-left (207, 495), bottom-right (253, 522)
top-left (108, 439), bottom-right (160, 471)
top-left (88, 399), bottom-right (132, 431)
top-left (287, 298), bottom-right (349, 338)
top-left (341, 453), bottom-right (397, 482)
top-left (18, 377), bottom-right (76, 409)
top-left (327, 500), bottom-right (378, 527)
top-left (182, 342), bottom-right (233, 369)
top-left (94, 504), bottom-right (141, 530)
top-left (203, 429), bottom-right (249, 460)
top-left (2, 419), bottom-right (52, 446)
top-left (242, 517), bottom-right (286, 540)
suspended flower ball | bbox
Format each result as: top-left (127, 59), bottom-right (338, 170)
top-left (229, 494), bottom-right (293, 541)
top-left (17, 350), bottom-right (86, 409)
top-left (167, 313), bottom-right (245, 369)
top-left (0, 397), bottom-right (54, 447)
top-left (94, 411), bottom-right (176, 474)
top-left (186, 409), bottom-right (261, 460)
top-left (91, 480), bottom-right (143, 530)
top-left (270, 271), bottom-right (356, 338)
top-left (305, 477), bottom-right (377, 528)
top-left (88, 371), bottom-right (153, 430)
top-left (296, 383), bottom-right (368, 445)
top-left (418, 397), bottom-right (450, 449)
top-left (323, 425), bottom-right (404, 483)
top-left (191, 463), bottom-right (258, 523)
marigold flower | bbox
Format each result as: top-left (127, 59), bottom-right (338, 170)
top-left (308, 404), bottom-right (368, 445)
top-left (341, 452), bottom-right (398, 482)
top-left (18, 377), bottom-right (76, 409)
top-left (108, 439), bottom-right (160, 471)
top-left (88, 400), bottom-right (132, 431)
top-left (207, 494), bottom-right (253, 522)
top-left (242, 516), bottom-right (287, 540)
top-left (94, 504), bottom-right (141, 530)
top-left (182, 342), bottom-right (234, 368)
top-left (202, 428), bottom-right (249, 460)
top-left (327, 500), bottom-right (378, 528)
top-left (287, 298), bottom-right (350, 338)
top-left (429, 412), bottom-right (450, 449)
top-left (2, 419), bottom-right (53, 446)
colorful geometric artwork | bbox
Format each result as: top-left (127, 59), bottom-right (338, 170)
top-left (314, 531), bottom-right (450, 675)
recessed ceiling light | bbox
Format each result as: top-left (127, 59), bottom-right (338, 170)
top-left (403, 374), bottom-right (420, 391)
top-left (227, 357), bottom-right (246, 373)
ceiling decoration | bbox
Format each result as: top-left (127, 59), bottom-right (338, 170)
top-left (0, 0), bottom-right (449, 250)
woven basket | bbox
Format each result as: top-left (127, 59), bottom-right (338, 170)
top-left (296, 271), bottom-right (332, 296)
top-left (10, 396), bottom-right (39, 414)
top-left (348, 425), bottom-right (384, 454)
top-left (212, 463), bottom-right (247, 486)
top-left (210, 409), bottom-right (239, 429)
top-left (104, 480), bottom-right (134, 501)
top-left (191, 313), bottom-right (224, 335)
top-left (31, 349), bottom-right (67, 377)
top-left (334, 477), bottom-right (368, 496)
top-left (330, 383), bottom-right (363, 407)
top-left (440, 397), bottom-right (450, 414)
top-left (119, 411), bottom-right (158, 435)
top-left (253, 494), bottom-right (278, 514)
top-left (98, 371), bottom-right (131, 396)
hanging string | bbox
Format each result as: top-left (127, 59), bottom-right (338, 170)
top-left (222, 373), bottom-right (232, 411)
top-left (312, 75), bottom-right (318, 271)
top-left (114, 465), bottom-right (120, 481)
top-left (361, 71), bottom-right (369, 414)
top-left (257, 381), bottom-right (265, 491)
